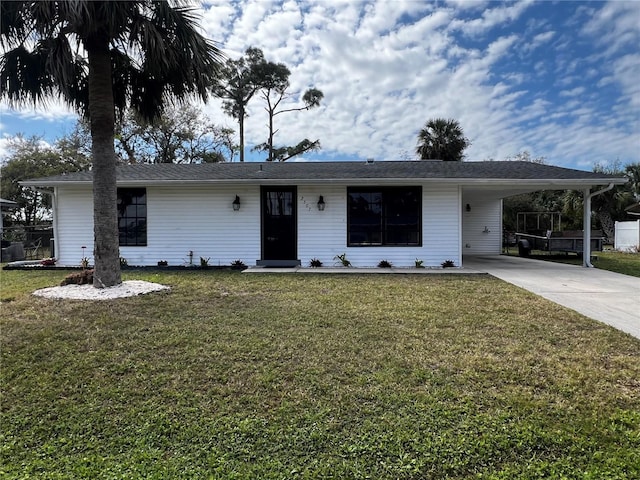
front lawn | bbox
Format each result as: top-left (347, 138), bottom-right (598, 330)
top-left (1, 270), bottom-right (639, 479)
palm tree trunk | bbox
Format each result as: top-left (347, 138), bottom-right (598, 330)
top-left (86, 35), bottom-right (121, 288)
top-left (596, 209), bottom-right (616, 244)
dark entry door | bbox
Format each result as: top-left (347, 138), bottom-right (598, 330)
top-left (262, 187), bottom-right (297, 261)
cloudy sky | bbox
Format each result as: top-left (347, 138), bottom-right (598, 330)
top-left (1, 0), bottom-right (638, 170)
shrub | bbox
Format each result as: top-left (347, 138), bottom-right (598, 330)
top-left (200, 257), bottom-right (210, 268)
top-left (441, 259), bottom-right (456, 268)
top-left (414, 258), bottom-right (424, 268)
top-left (309, 258), bottom-right (323, 268)
top-left (157, 260), bottom-right (168, 267)
top-left (377, 260), bottom-right (392, 268)
top-left (230, 259), bottom-right (247, 270)
top-left (60, 269), bottom-right (94, 286)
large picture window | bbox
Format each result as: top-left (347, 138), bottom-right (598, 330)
top-left (348, 187), bottom-right (421, 246)
top-left (117, 188), bottom-right (147, 246)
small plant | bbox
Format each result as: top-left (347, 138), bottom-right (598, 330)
top-left (414, 258), bottom-right (424, 268)
top-left (120, 257), bottom-right (128, 267)
top-left (309, 258), bottom-right (323, 268)
top-left (441, 259), bottom-right (456, 268)
top-left (377, 260), bottom-right (392, 268)
top-left (40, 258), bottom-right (56, 266)
top-left (200, 256), bottom-right (210, 268)
top-left (334, 253), bottom-right (351, 267)
top-left (157, 260), bottom-right (168, 267)
top-left (80, 245), bottom-right (89, 269)
top-left (230, 259), bottom-right (247, 270)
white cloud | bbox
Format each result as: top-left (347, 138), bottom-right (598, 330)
top-left (582, 0), bottom-right (640, 56)
top-left (559, 87), bottom-right (586, 97)
top-left (525, 30), bottom-right (555, 52)
top-left (0, 100), bottom-right (77, 122)
top-left (448, 0), bottom-right (534, 38)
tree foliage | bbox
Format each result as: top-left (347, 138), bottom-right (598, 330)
top-left (215, 47), bottom-right (323, 162)
top-left (253, 138), bottom-right (321, 163)
top-left (257, 65), bottom-right (324, 161)
top-left (114, 104), bottom-right (236, 164)
top-left (503, 156), bottom-right (638, 242)
top-left (564, 162), bottom-right (637, 242)
top-left (212, 47), bottom-right (266, 162)
top-left (416, 118), bottom-right (470, 161)
top-left (0, 135), bottom-right (91, 226)
top-left (1, 0), bottom-right (224, 287)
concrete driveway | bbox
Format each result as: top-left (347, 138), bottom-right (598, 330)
top-left (464, 255), bottom-right (640, 340)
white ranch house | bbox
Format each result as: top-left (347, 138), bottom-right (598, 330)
top-left (22, 160), bottom-right (626, 268)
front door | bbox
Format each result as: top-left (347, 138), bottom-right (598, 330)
top-left (262, 187), bottom-right (297, 263)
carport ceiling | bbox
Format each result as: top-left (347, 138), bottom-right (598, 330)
top-left (462, 183), bottom-right (605, 201)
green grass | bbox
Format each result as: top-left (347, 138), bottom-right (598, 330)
top-left (1, 269), bottom-right (639, 479)
top-left (592, 250), bottom-right (640, 277)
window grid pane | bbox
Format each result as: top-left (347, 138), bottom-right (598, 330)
top-left (117, 188), bottom-right (147, 247)
top-left (348, 187), bottom-right (421, 247)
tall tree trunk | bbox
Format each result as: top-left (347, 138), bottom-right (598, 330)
top-left (239, 105), bottom-right (245, 162)
top-left (267, 96), bottom-right (274, 162)
top-left (86, 36), bottom-right (121, 288)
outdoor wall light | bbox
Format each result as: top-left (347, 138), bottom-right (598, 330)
top-left (317, 195), bottom-right (326, 211)
top-left (466, 203), bottom-right (471, 212)
top-left (232, 195), bottom-right (241, 211)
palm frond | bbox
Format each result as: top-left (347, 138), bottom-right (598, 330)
top-left (0, 1), bottom-right (29, 48)
top-left (0, 44), bottom-right (55, 106)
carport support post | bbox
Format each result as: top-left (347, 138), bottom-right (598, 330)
top-left (583, 188), bottom-right (592, 268)
top-left (583, 183), bottom-right (615, 268)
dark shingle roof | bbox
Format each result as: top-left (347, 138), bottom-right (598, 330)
top-left (22, 160), bottom-right (627, 186)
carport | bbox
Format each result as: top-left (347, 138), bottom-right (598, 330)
top-left (461, 171), bottom-right (626, 267)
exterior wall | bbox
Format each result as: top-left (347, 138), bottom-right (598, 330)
top-left (56, 186), bottom-right (94, 266)
top-left (128, 185), bottom-right (261, 266)
top-left (614, 220), bottom-right (640, 251)
top-left (461, 195), bottom-right (502, 255)
top-left (54, 182), bottom-right (463, 267)
top-left (297, 184), bottom-right (460, 267)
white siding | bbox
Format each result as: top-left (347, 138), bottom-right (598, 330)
top-left (421, 185), bottom-right (461, 267)
top-left (297, 185), bottom-right (346, 265)
top-left (125, 185), bottom-right (261, 266)
top-left (54, 182), bottom-right (463, 267)
top-left (461, 195), bottom-right (502, 255)
top-left (56, 187), bottom-right (94, 266)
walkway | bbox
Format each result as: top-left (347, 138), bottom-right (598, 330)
top-left (463, 255), bottom-right (640, 340)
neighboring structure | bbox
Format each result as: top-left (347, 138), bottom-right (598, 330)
top-left (1, 198), bottom-right (22, 262)
top-left (21, 161), bottom-right (626, 268)
top-left (615, 220), bottom-right (640, 252)
top-left (0, 197), bottom-right (17, 238)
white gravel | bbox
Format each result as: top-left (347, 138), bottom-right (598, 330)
top-left (33, 280), bottom-right (170, 300)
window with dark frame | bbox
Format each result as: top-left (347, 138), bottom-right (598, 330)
top-left (117, 188), bottom-right (147, 246)
top-left (347, 187), bottom-right (421, 246)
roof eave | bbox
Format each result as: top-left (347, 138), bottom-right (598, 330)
top-left (20, 176), bottom-right (627, 188)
